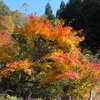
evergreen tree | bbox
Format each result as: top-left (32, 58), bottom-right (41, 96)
top-left (60, 0), bottom-right (66, 10)
top-left (58, 0), bottom-right (100, 54)
top-left (56, 9), bottom-right (60, 18)
top-left (56, 0), bottom-right (66, 18)
top-left (79, 0), bottom-right (100, 54)
top-left (45, 2), bottom-right (55, 20)
top-left (59, 0), bottom-right (83, 28)
top-left (0, 0), bottom-right (11, 16)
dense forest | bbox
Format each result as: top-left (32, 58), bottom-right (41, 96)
top-left (57, 0), bottom-right (100, 54)
top-left (0, 0), bottom-right (100, 100)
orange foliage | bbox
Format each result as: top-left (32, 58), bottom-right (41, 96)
top-left (1, 13), bottom-right (100, 99)
top-left (16, 13), bottom-right (84, 50)
top-left (0, 31), bottom-right (19, 63)
top-left (15, 14), bottom-right (100, 86)
top-left (0, 59), bottom-right (34, 78)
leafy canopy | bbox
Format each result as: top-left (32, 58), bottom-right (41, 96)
top-left (0, 13), bottom-right (100, 99)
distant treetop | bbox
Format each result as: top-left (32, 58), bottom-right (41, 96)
top-left (0, 0), bottom-right (11, 16)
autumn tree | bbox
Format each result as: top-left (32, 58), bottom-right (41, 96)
top-left (0, 13), bottom-right (100, 99)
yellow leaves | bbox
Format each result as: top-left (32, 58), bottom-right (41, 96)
top-left (38, 71), bottom-right (58, 85)
top-left (38, 71), bottom-right (47, 84)
top-left (21, 35), bottom-right (35, 48)
top-left (0, 15), bottom-right (14, 34)
top-left (26, 42), bottom-right (34, 48)
top-left (32, 62), bottom-right (38, 67)
top-left (16, 15), bottom-right (84, 55)
top-left (42, 62), bottom-right (52, 69)
top-left (1, 13), bottom-right (99, 99)
top-left (0, 43), bottom-right (19, 62)
top-left (57, 37), bottom-right (74, 51)
top-left (2, 14), bottom-right (97, 89)
top-left (19, 59), bottom-right (32, 69)
top-left (39, 71), bottom-right (47, 77)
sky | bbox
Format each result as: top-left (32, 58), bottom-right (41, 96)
top-left (2, 0), bottom-right (69, 16)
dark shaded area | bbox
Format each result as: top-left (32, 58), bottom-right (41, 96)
top-left (57, 0), bottom-right (100, 54)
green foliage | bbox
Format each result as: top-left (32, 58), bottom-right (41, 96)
top-left (5, 94), bottom-right (23, 100)
top-left (56, 0), bottom-right (66, 18)
top-left (79, 0), bottom-right (100, 54)
top-left (58, 0), bottom-right (100, 54)
top-left (45, 3), bottom-right (52, 16)
top-left (11, 10), bottom-right (27, 28)
top-left (0, 1), bottom-right (27, 29)
top-left (0, 93), bottom-right (23, 100)
top-left (0, 0), bottom-right (11, 16)
top-left (82, 49), bottom-right (93, 61)
top-left (60, 0), bottom-right (66, 9)
top-left (0, 72), bottom-right (63, 99)
top-left (45, 2), bottom-right (55, 20)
